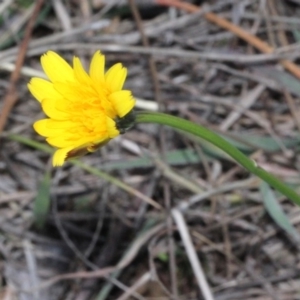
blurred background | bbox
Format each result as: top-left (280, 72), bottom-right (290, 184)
top-left (1, 0), bottom-right (300, 299)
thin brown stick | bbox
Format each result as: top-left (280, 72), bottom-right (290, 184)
top-left (267, 0), bottom-right (300, 134)
top-left (0, 0), bottom-right (44, 134)
top-left (128, 0), bottom-right (161, 107)
top-left (155, 0), bottom-right (300, 79)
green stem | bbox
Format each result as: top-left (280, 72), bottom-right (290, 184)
top-left (136, 111), bottom-right (300, 205)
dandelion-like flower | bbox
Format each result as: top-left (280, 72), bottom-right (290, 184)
top-left (28, 51), bottom-right (135, 166)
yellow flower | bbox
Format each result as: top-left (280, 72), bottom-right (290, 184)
top-left (28, 51), bottom-right (135, 166)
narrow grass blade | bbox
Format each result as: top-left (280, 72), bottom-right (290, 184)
top-left (33, 170), bottom-right (51, 229)
top-left (7, 134), bottom-right (161, 210)
top-left (136, 111), bottom-right (300, 206)
top-left (260, 182), bottom-right (300, 244)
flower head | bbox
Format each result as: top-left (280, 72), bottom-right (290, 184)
top-left (28, 51), bottom-right (135, 166)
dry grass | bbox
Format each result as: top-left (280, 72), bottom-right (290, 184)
top-left (1, 0), bottom-right (300, 299)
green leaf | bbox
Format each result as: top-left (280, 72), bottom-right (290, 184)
top-left (74, 196), bottom-right (93, 211)
top-left (224, 134), bottom-right (300, 152)
top-left (33, 171), bottom-right (51, 229)
top-left (260, 182), bottom-right (300, 244)
top-left (101, 148), bottom-right (204, 171)
top-left (136, 111), bottom-right (300, 206)
top-left (253, 66), bottom-right (300, 98)
top-left (17, 0), bottom-right (34, 8)
top-left (186, 131), bottom-right (300, 159)
top-left (292, 30), bottom-right (300, 43)
top-left (7, 134), bottom-right (161, 209)
top-left (157, 252), bottom-right (168, 262)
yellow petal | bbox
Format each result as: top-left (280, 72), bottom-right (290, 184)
top-left (55, 98), bottom-right (70, 112)
top-left (89, 51), bottom-right (105, 84)
top-left (92, 133), bottom-right (109, 145)
top-left (98, 97), bottom-right (116, 119)
top-left (87, 139), bottom-right (110, 152)
top-left (105, 63), bottom-right (127, 92)
top-left (53, 82), bottom-right (82, 101)
top-left (53, 81), bottom-right (95, 102)
top-left (66, 144), bottom-right (90, 159)
top-left (47, 135), bottom-right (79, 148)
top-left (29, 51), bottom-right (135, 167)
top-left (47, 135), bottom-right (95, 148)
top-left (28, 78), bottom-right (59, 103)
top-left (90, 113), bottom-right (106, 128)
top-left (41, 51), bottom-right (74, 83)
top-left (106, 117), bottom-right (119, 138)
top-left (34, 119), bottom-right (61, 137)
top-left (33, 119), bottom-right (48, 137)
top-left (43, 119), bottom-right (75, 129)
top-left (73, 56), bottom-right (92, 85)
top-left (53, 147), bottom-right (74, 167)
top-left (109, 90), bottom-right (135, 118)
top-left (33, 119), bottom-right (77, 137)
top-left (41, 98), bottom-right (70, 120)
